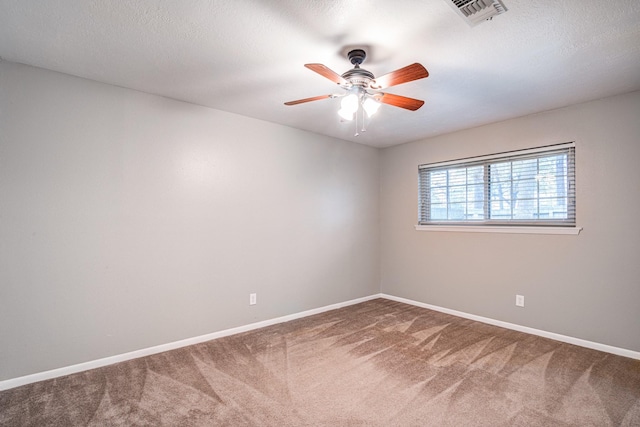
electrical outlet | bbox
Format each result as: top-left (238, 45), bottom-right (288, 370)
top-left (515, 294), bottom-right (525, 307)
top-left (249, 293), bottom-right (257, 305)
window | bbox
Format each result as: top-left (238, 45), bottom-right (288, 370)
top-left (418, 143), bottom-right (576, 228)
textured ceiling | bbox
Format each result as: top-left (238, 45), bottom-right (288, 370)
top-left (1, 0), bottom-right (639, 147)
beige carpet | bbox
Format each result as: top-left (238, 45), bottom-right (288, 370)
top-left (1, 298), bottom-right (639, 426)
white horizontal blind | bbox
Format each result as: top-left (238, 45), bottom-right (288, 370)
top-left (419, 143), bottom-right (575, 226)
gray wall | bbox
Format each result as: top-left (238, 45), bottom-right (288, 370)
top-left (2, 59), bottom-right (638, 382)
top-left (0, 62), bottom-right (380, 380)
top-left (380, 90), bottom-right (640, 352)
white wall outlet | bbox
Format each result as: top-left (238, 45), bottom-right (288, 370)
top-left (249, 293), bottom-right (257, 305)
top-left (515, 294), bottom-right (525, 307)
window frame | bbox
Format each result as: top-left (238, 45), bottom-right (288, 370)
top-left (416, 142), bottom-right (582, 235)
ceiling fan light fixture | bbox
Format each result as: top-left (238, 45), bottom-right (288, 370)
top-left (337, 108), bottom-right (354, 121)
top-left (340, 93), bottom-right (359, 113)
top-left (363, 97), bottom-right (381, 117)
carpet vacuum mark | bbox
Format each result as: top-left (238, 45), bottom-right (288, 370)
top-left (1, 299), bottom-right (639, 426)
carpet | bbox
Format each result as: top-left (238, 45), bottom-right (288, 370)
top-left (1, 298), bottom-right (639, 426)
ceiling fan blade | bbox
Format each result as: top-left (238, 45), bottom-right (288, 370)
top-left (377, 93), bottom-right (425, 111)
top-left (284, 94), bottom-right (333, 106)
top-left (304, 64), bottom-right (348, 86)
top-left (370, 63), bottom-right (429, 89)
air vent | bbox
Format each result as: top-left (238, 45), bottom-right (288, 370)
top-left (447, 0), bottom-right (507, 26)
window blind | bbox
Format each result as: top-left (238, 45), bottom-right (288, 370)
top-left (418, 143), bottom-right (575, 226)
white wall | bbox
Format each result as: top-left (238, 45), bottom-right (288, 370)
top-left (380, 90), bottom-right (640, 352)
top-left (0, 61), bottom-right (380, 380)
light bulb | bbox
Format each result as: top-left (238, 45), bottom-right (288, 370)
top-left (363, 97), bottom-right (381, 117)
top-left (340, 93), bottom-right (359, 113)
top-left (338, 108), bottom-right (354, 121)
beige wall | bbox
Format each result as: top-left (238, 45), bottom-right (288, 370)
top-left (380, 90), bottom-right (640, 352)
top-left (0, 62), bottom-right (380, 380)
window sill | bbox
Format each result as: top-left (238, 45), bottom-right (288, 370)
top-left (414, 225), bottom-right (583, 235)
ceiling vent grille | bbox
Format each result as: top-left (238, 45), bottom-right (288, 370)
top-left (448, 0), bottom-right (508, 26)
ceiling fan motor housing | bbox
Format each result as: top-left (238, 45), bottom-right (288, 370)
top-left (342, 49), bottom-right (375, 87)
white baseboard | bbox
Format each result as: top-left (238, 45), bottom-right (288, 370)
top-left (0, 293), bottom-right (383, 391)
top-left (3, 292), bottom-right (637, 391)
top-left (381, 294), bottom-right (640, 360)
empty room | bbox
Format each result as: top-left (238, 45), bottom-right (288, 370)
top-left (1, 1), bottom-right (639, 425)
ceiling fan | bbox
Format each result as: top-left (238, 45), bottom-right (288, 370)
top-left (284, 49), bottom-right (429, 128)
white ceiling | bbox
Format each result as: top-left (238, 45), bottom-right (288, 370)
top-left (1, 0), bottom-right (639, 148)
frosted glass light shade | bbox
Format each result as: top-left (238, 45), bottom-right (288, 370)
top-left (338, 108), bottom-right (354, 121)
top-left (340, 93), bottom-right (359, 113)
top-left (363, 97), bottom-right (381, 117)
